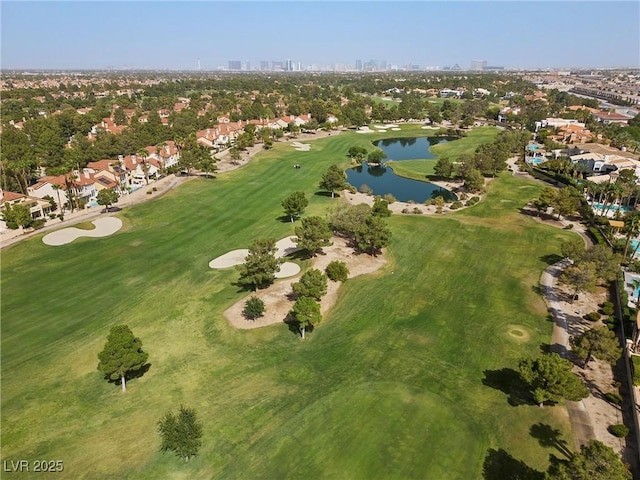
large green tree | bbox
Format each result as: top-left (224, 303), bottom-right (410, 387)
top-left (355, 214), bottom-right (392, 256)
top-left (158, 405), bottom-right (203, 462)
top-left (518, 353), bottom-right (589, 406)
top-left (546, 440), bottom-right (631, 480)
top-left (560, 263), bottom-right (597, 303)
top-left (97, 325), bottom-right (149, 392)
top-left (282, 191), bottom-right (308, 222)
top-left (290, 296), bottom-right (322, 340)
top-left (294, 216), bottom-right (333, 256)
top-left (96, 188), bottom-right (119, 213)
top-left (292, 269), bottom-right (328, 301)
top-left (319, 164), bottom-right (347, 198)
top-left (237, 238), bottom-right (282, 291)
top-left (570, 326), bottom-right (622, 368)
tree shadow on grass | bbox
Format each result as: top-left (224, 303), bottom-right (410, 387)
top-left (529, 423), bottom-right (572, 458)
top-left (276, 214), bottom-right (296, 224)
top-left (482, 448), bottom-right (544, 480)
top-left (313, 190), bottom-right (339, 198)
top-left (103, 363), bottom-right (151, 387)
top-left (540, 253), bottom-right (563, 265)
top-left (482, 368), bottom-right (532, 406)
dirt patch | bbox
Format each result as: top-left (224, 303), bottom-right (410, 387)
top-left (223, 237), bottom-right (386, 330)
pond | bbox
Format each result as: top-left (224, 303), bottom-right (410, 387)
top-left (373, 136), bottom-right (450, 160)
top-left (346, 163), bottom-right (456, 203)
top-left (345, 136), bottom-right (456, 203)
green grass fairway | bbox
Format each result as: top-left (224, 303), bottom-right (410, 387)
top-left (2, 129), bottom-right (575, 478)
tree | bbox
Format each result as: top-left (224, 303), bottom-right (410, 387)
top-left (289, 296), bottom-right (322, 339)
top-left (367, 148), bottom-right (387, 165)
top-left (2, 203), bottom-right (33, 229)
top-left (294, 216), bottom-right (333, 256)
top-left (292, 269), bottom-right (328, 300)
top-left (243, 296), bottom-right (265, 321)
top-left (329, 202), bottom-right (371, 239)
top-left (96, 188), bottom-right (119, 213)
top-left (518, 353), bottom-right (589, 407)
top-left (371, 197), bottom-right (392, 217)
top-left (319, 164), bottom-right (346, 198)
top-left (560, 262), bottom-right (597, 303)
top-left (347, 145), bottom-right (368, 164)
top-left (355, 214), bottom-right (392, 256)
top-left (282, 191), bottom-right (308, 222)
top-left (463, 168), bottom-right (484, 193)
top-left (570, 326), bottom-right (622, 368)
top-left (158, 405), bottom-right (203, 462)
top-left (325, 260), bottom-right (349, 282)
top-left (561, 238), bottom-right (585, 262)
top-left (97, 325), bottom-right (149, 392)
top-left (434, 157), bottom-right (454, 179)
top-left (236, 238), bottom-right (282, 291)
top-left (546, 440), bottom-right (631, 480)
top-left (622, 211), bottom-right (640, 260)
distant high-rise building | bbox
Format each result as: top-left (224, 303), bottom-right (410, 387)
top-left (355, 59), bottom-right (362, 71)
top-left (260, 61), bottom-right (269, 71)
top-left (470, 60), bottom-right (487, 71)
top-left (285, 59), bottom-right (293, 71)
top-left (380, 60), bottom-right (387, 71)
top-left (272, 61), bottom-right (284, 71)
top-left (228, 60), bottom-right (242, 71)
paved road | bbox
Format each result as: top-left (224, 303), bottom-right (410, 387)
top-left (541, 259), bottom-right (596, 448)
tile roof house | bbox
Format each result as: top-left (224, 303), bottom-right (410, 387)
top-left (144, 141), bottom-right (181, 169)
top-left (27, 175), bottom-right (69, 213)
top-left (1, 189), bottom-right (53, 220)
top-left (592, 111), bottom-right (632, 125)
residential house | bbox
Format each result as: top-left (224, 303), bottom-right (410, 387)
top-left (27, 175), bottom-right (69, 213)
top-left (122, 154), bottom-right (161, 187)
top-left (592, 110), bottom-right (632, 125)
top-left (86, 160), bottom-right (130, 193)
top-left (144, 141), bottom-right (181, 169)
top-left (1, 190), bottom-right (53, 221)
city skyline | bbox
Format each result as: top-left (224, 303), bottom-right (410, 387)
top-left (1, 1), bottom-right (639, 71)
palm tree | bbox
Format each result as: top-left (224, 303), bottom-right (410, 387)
top-left (51, 183), bottom-right (63, 215)
top-left (136, 148), bottom-right (150, 185)
top-left (622, 212), bottom-right (640, 260)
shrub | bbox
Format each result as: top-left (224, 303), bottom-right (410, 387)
top-left (407, 199), bottom-right (415, 204)
top-left (383, 193), bottom-right (397, 204)
top-left (346, 184), bottom-right (357, 194)
top-left (466, 196), bottom-right (480, 207)
top-left (147, 190), bottom-right (153, 195)
top-left (564, 223), bottom-right (574, 230)
top-left (633, 355), bottom-right (640, 386)
top-left (450, 200), bottom-right (463, 210)
top-left (243, 297), bottom-right (265, 320)
top-left (413, 207), bottom-right (422, 214)
top-left (424, 198), bottom-right (436, 206)
top-left (600, 302), bottom-right (615, 316)
top-left (359, 184), bottom-right (373, 195)
top-left (458, 192), bottom-right (468, 200)
top-left (401, 208), bottom-right (409, 214)
top-left (604, 391), bottom-right (623, 405)
top-left (32, 218), bottom-right (46, 229)
top-left (609, 424), bottom-right (629, 438)
top-left (325, 261), bottom-right (349, 282)
top-left (584, 311), bottom-right (602, 322)
top-left (152, 187), bottom-right (158, 191)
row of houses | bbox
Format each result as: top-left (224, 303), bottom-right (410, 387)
top-left (2, 111), bottom-right (313, 228)
top-left (1, 141), bottom-right (182, 223)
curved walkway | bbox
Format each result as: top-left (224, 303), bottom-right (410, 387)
top-left (541, 259), bottom-right (596, 448)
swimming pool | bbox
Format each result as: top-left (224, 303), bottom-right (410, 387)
top-left (591, 203), bottom-right (631, 214)
top-left (528, 144), bottom-right (539, 151)
top-left (527, 157), bottom-right (545, 164)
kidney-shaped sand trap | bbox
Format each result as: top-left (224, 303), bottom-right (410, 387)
top-left (209, 237), bottom-right (301, 278)
top-left (42, 217), bottom-right (123, 246)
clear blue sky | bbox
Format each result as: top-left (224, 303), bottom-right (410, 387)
top-left (1, 1), bottom-right (638, 70)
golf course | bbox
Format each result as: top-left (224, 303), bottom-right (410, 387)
top-left (1, 126), bottom-right (576, 478)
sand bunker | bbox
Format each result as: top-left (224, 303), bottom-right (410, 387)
top-left (42, 217), bottom-right (123, 246)
top-left (275, 262), bottom-right (301, 278)
top-left (209, 237), bottom-right (300, 277)
top-left (356, 126), bottom-right (374, 134)
top-left (421, 125), bottom-right (439, 130)
top-left (391, 128), bottom-right (401, 131)
top-left (291, 141), bottom-right (311, 152)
